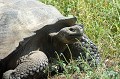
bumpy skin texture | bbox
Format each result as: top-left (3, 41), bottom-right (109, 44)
top-left (1, 25), bottom-right (100, 79)
top-left (3, 51), bottom-right (48, 79)
top-left (64, 34), bottom-right (100, 66)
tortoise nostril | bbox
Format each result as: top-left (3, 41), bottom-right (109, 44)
top-left (69, 28), bottom-right (75, 32)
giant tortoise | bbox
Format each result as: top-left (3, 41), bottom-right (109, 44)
top-left (0, 0), bottom-right (100, 79)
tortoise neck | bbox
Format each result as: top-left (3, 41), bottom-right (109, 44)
top-left (51, 36), bottom-right (67, 53)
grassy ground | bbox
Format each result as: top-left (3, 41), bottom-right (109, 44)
top-left (40, 0), bottom-right (120, 79)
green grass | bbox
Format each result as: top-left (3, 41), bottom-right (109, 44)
top-left (40, 0), bottom-right (120, 79)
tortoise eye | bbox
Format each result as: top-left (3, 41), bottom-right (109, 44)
top-left (69, 28), bottom-right (76, 32)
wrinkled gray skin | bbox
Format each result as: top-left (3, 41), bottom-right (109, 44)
top-left (2, 51), bottom-right (48, 79)
top-left (0, 0), bottom-right (100, 79)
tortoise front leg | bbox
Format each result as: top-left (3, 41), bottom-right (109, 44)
top-left (2, 51), bottom-right (48, 79)
top-left (63, 34), bottom-right (101, 66)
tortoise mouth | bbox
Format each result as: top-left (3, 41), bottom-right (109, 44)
top-left (68, 34), bottom-right (82, 38)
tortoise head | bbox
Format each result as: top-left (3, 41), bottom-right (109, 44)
top-left (49, 24), bottom-right (84, 44)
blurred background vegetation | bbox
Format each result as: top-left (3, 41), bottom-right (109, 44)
top-left (40, 0), bottom-right (119, 79)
